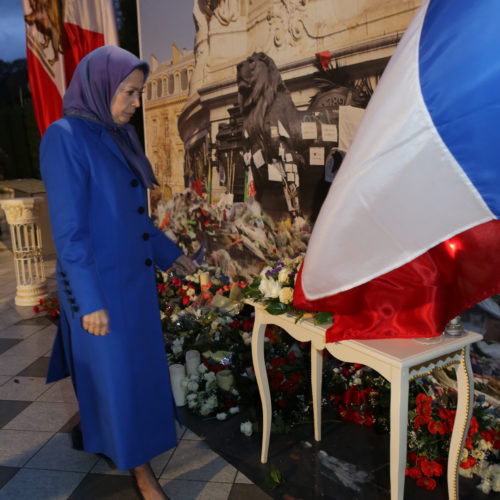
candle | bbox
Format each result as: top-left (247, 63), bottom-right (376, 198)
top-left (199, 271), bottom-right (210, 287)
top-left (169, 364), bottom-right (186, 406)
top-left (216, 369), bottom-right (234, 391)
top-left (185, 350), bottom-right (201, 376)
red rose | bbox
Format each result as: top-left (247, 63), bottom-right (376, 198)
top-left (182, 296), bottom-right (190, 305)
top-left (270, 378), bottom-right (282, 391)
top-left (270, 357), bottom-right (285, 368)
top-left (468, 416), bottom-right (479, 436)
top-left (460, 456), bottom-right (476, 469)
top-left (225, 398), bottom-right (235, 408)
top-left (288, 351), bottom-right (297, 362)
top-left (480, 429), bottom-right (495, 442)
top-left (229, 320), bottom-right (240, 330)
top-left (242, 319), bottom-right (254, 331)
top-left (406, 467), bottom-right (422, 479)
top-left (363, 414), bottom-right (375, 427)
top-left (421, 459), bottom-right (443, 478)
top-left (277, 397), bottom-right (286, 408)
top-left (465, 436), bottom-right (473, 450)
top-left (416, 477), bottom-right (437, 490)
top-left (344, 386), bottom-right (361, 405)
top-left (33, 306), bottom-right (39, 313)
top-left (290, 371), bottom-right (301, 385)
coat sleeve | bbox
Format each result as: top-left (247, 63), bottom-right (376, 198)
top-left (146, 217), bottom-right (183, 271)
top-left (41, 120), bottom-right (107, 317)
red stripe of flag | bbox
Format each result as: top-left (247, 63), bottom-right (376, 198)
top-left (26, 47), bottom-right (63, 135)
top-left (294, 220), bottom-right (500, 342)
top-left (63, 23), bottom-right (105, 88)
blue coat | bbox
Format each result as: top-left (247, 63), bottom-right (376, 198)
top-left (41, 116), bottom-right (182, 470)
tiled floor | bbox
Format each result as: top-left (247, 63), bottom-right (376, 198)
top-left (0, 237), bottom-right (271, 500)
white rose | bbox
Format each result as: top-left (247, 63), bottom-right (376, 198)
top-left (172, 345), bottom-right (183, 355)
top-left (197, 363), bottom-right (208, 374)
top-left (187, 287), bottom-right (195, 297)
top-left (278, 267), bottom-right (291, 284)
top-left (186, 393), bottom-right (197, 401)
top-left (240, 420), bottom-right (253, 437)
top-left (216, 412), bottom-right (227, 421)
top-left (231, 387), bottom-right (239, 397)
top-left (200, 403), bottom-right (212, 416)
top-left (266, 280), bottom-right (282, 298)
top-left (353, 377), bottom-right (362, 385)
top-left (479, 479), bottom-right (492, 495)
top-left (259, 277), bottom-right (271, 296)
top-left (459, 467), bottom-right (474, 479)
top-left (491, 465), bottom-right (500, 492)
top-left (187, 380), bottom-right (199, 392)
top-left (240, 331), bottom-right (251, 345)
top-left (204, 372), bottom-right (216, 383)
top-left (471, 448), bottom-right (485, 460)
top-left (479, 439), bottom-right (493, 451)
top-left (207, 395), bottom-right (218, 409)
top-left (229, 406), bottom-right (240, 414)
top-left (279, 287), bottom-right (293, 304)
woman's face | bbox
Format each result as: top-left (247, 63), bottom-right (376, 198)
top-left (110, 68), bottom-right (145, 125)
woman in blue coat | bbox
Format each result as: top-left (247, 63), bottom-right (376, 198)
top-left (41, 45), bottom-right (195, 500)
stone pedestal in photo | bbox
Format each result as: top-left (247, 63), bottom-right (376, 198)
top-left (0, 197), bottom-right (48, 306)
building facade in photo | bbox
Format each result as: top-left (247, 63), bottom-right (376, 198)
top-left (143, 44), bottom-right (195, 199)
top-left (179, 0), bottom-right (424, 214)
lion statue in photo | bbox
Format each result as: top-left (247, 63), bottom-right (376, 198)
top-left (237, 52), bottom-right (302, 156)
top-left (237, 52), bottom-right (304, 218)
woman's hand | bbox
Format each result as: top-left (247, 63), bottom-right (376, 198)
top-left (82, 309), bottom-right (110, 336)
top-left (172, 254), bottom-right (197, 275)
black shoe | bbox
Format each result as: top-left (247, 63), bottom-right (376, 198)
top-left (71, 423), bottom-right (84, 450)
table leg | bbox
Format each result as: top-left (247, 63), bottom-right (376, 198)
top-left (311, 346), bottom-right (323, 441)
top-left (251, 314), bottom-right (272, 463)
top-left (389, 368), bottom-right (409, 500)
top-left (447, 346), bottom-right (473, 500)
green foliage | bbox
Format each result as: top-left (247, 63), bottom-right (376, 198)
top-left (265, 464), bottom-right (284, 489)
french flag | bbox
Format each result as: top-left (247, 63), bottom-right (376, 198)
top-left (294, 0), bottom-right (500, 342)
top-left (23, 0), bottom-right (118, 136)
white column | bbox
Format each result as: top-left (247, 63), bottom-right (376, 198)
top-left (0, 197), bottom-right (48, 306)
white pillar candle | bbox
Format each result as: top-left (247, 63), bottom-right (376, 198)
top-left (185, 350), bottom-right (201, 376)
top-left (199, 271), bottom-right (210, 287)
top-left (169, 364), bottom-right (186, 406)
top-left (216, 370), bottom-right (234, 392)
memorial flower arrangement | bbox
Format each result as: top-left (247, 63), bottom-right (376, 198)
top-left (244, 256), bottom-right (333, 325)
top-left (33, 296), bottom-right (60, 319)
top-left (157, 265), bottom-right (500, 492)
top-left (154, 195), bottom-right (500, 494)
top-left (405, 377), bottom-right (500, 493)
top-left (155, 189), bottom-right (311, 280)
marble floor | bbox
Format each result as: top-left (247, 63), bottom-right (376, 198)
top-left (0, 235), bottom-right (271, 500)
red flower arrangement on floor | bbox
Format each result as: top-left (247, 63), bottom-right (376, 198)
top-left (33, 297), bottom-right (59, 318)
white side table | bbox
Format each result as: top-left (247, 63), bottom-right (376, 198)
top-left (249, 301), bottom-right (481, 500)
